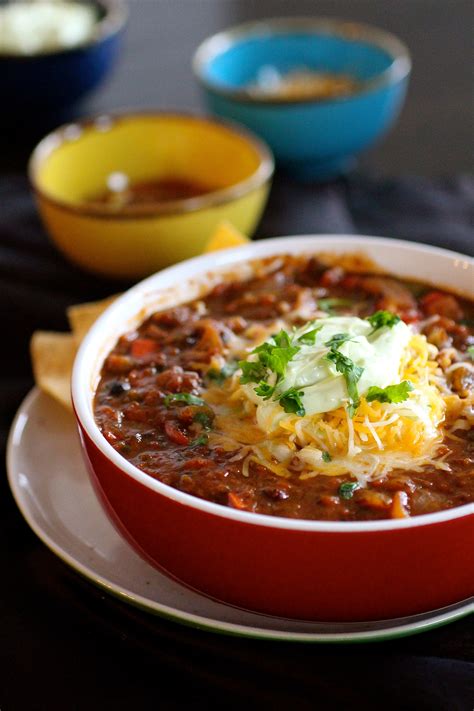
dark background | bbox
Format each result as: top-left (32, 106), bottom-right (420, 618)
top-left (4, 0), bottom-right (474, 175)
top-left (1, 1), bottom-right (473, 709)
top-left (90, 0), bottom-right (473, 176)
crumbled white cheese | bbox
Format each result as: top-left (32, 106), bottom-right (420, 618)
top-left (0, 1), bottom-right (97, 55)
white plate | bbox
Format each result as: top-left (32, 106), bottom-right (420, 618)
top-left (7, 388), bottom-right (473, 643)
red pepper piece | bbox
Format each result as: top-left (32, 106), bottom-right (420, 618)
top-left (164, 420), bottom-right (190, 446)
top-left (131, 338), bottom-right (157, 358)
top-left (228, 492), bottom-right (248, 510)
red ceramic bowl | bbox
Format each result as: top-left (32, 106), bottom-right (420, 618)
top-left (72, 235), bottom-right (474, 621)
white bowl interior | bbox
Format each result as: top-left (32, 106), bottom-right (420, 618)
top-left (72, 235), bottom-right (474, 532)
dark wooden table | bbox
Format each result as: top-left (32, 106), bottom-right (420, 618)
top-left (1, 2), bottom-right (473, 709)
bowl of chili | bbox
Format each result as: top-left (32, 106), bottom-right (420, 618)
top-left (72, 235), bottom-right (474, 621)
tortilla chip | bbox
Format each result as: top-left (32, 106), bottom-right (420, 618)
top-left (32, 220), bottom-right (246, 409)
top-left (30, 331), bottom-right (77, 411)
top-left (203, 221), bottom-right (249, 252)
top-left (67, 295), bottom-right (117, 344)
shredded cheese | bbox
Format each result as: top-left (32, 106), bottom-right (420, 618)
top-left (202, 323), bottom-right (467, 487)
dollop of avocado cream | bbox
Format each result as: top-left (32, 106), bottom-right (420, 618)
top-left (242, 316), bottom-right (412, 428)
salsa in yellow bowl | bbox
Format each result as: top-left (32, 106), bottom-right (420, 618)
top-left (29, 112), bottom-right (273, 278)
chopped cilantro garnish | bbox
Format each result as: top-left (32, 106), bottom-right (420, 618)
top-left (191, 434), bottom-right (208, 447)
top-left (278, 387), bottom-right (306, 416)
top-left (468, 346), bottom-right (474, 360)
top-left (272, 329), bottom-right (292, 349)
top-left (240, 329), bottom-right (300, 389)
top-left (324, 332), bottom-right (351, 349)
top-left (322, 451), bottom-right (332, 463)
top-left (254, 381), bottom-right (276, 399)
top-left (261, 345), bottom-right (300, 379)
top-left (240, 329), bottom-right (306, 412)
top-left (253, 335), bottom-right (300, 380)
top-left (239, 359), bottom-right (268, 384)
top-left (317, 298), bottom-right (353, 314)
top-left (193, 411), bottom-right (213, 430)
top-left (339, 481), bottom-right (360, 499)
top-left (366, 381), bottom-right (414, 404)
top-left (297, 325), bottom-right (322, 345)
top-left (326, 349), bottom-right (364, 417)
top-left (164, 393), bottom-right (206, 407)
top-left (366, 310), bottom-right (401, 333)
top-left (207, 361), bottom-right (238, 384)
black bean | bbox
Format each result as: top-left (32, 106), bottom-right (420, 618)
top-left (109, 381), bottom-right (131, 396)
top-left (262, 487), bottom-right (290, 501)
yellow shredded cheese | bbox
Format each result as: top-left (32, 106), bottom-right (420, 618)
top-left (203, 321), bottom-right (466, 486)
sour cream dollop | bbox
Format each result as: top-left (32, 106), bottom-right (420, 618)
top-left (241, 316), bottom-right (412, 432)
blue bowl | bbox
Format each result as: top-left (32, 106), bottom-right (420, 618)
top-left (193, 18), bottom-right (411, 181)
top-left (0, 0), bottom-right (127, 116)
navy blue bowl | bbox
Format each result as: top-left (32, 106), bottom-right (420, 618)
top-left (193, 18), bottom-right (411, 181)
top-left (0, 0), bottom-right (127, 116)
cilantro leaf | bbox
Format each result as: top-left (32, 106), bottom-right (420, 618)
top-left (339, 481), bottom-right (360, 499)
top-left (193, 411), bottom-right (213, 430)
top-left (322, 451), bottom-right (332, 463)
top-left (326, 349), bottom-right (364, 417)
top-left (241, 330), bottom-right (300, 388)
top-left (317, 298), bottom-right (353, 314)
top-left (252, 341), bottom-right (274, 356)
top-left (191, 434), bottom-right (208, 447)
top-left (207, 361), bottom-right (238, 384)
top-left (272, 329), bottom-right (292, 349)
top-left (366, 310), bottom-right (401, 333)
top-left (324, 332), bottom-right (351, 349)
top-left (261, 346), bottom-right (300, 379)
top-left (164, 393), bottom-right (206, 407)
top-left (297, 325), bottom-right (322, 345)
top-left (468, 346), bottom-right (474, 360)
top-left (254, 381), bottom-right (276, 399)
top-left (278, 387), bottom-right (306, 416)
top-left (366, 381), bottom-right (414, 404)
top-left (239, 359), bottom-right (267, 384)
top-left (253, 329), bottom-right (292, 352)
top-left (253, 331), bottom-right (299, 380)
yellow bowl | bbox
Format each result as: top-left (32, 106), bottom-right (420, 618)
top-left (29, 112), bottom-right (274, 278)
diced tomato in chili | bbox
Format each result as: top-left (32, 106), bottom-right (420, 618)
top-left (131, 338), bottom-right (158, 358)
top-left (228, 492), bottom-right (248, 510)
top-left (164, 421), bottom-right (190, 446)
